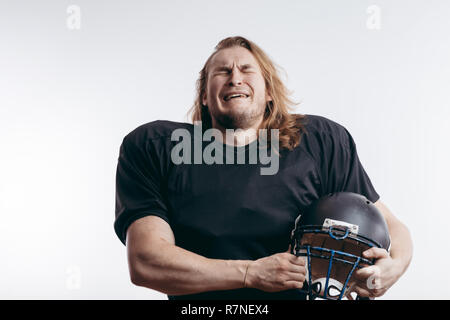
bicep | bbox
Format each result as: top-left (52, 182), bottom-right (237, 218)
top-left (125, 215), bottom-right (175, 285)
top-left (126, 215), bottom-right (175, 257)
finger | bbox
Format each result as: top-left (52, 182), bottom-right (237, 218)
top-left (288, 254), bottom-right (306, 266)
top-left (350, 285), bottom-right (372, 298)
top-left (344, 287), bottom-right (355, 300)
top-left (363, 247), bottom-right (389, 260)
top-left (345, 283), bottom-right (358, 300)
top-left (354, 265), bottom-right (380, 280)
top-left (285, 262), bottom-right (307, 274)
top-left (285, 271), bottom-right (306, 283)
top-left (284, 280), bottom-right (305, 290)
top-left (288, 265), bottom-right (307, 275)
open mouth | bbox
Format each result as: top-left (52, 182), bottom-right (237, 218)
top-left (223, 93), bottom-right (250, 101)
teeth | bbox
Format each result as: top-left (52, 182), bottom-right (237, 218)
top-left (224, 94), bottom-right (248, 101)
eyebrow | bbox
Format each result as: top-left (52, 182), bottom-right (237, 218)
top-left (212, 64), bottom-right (254, 71)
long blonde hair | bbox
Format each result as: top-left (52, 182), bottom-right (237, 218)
top-left (188, 36), bottom-right (306, 151)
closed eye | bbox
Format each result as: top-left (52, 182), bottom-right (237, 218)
top-left (214, 68), bottom-right (231, 75)
top-left (240, 65), bottom-right (254, 72)
top-left (213, 64), bottom-right (255, 75)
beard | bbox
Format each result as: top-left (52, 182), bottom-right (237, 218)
top-left (209, 102), bottom-right (266, 130)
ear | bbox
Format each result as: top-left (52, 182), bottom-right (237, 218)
top-left (265, 91), bottom-right (273, 102)
top-left (202, 93), bottom-right (207, 106)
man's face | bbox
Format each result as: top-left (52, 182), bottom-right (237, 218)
top-left (202, 46), bottom-right (272, 130)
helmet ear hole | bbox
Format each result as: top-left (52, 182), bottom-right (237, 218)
top-left (328, 285), bottom-right (341, 297)
top-left (312, 282), bottom-right (322, 294)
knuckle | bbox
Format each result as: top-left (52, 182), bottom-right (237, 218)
top-left (279, 261), bottom-right (289, 270)
top-left (279, 252), bottom-right (289, 259)
top-left (299, 269), bottom-right (306, 278)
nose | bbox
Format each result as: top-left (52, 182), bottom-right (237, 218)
top-left (228, 67), bottom-right (243, 86)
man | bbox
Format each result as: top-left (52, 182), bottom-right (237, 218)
top-left (114, 36), bottom-right (412, 300)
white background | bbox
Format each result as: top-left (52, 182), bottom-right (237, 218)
top-left (0, 0), bottom-right (449, 299)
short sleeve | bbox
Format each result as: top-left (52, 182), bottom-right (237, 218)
top-left (114, 134), bottom-right (170, 245)
top-left (320, 125), bottom-right (380, 203)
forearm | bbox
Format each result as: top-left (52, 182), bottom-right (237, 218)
top-left (388, 219), bottom-right (413, 275)
top-left (374, 200), bottom-right (413, 276)
top-left (129, 240), bottom-right (250, 296)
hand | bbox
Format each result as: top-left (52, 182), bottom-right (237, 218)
top-left (245, 252), bottom-right (306, 292)
top-left (346, 247), bottom-right (402, 299)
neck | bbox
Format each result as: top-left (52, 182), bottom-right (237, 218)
top-left (211, 118), bottom-right (262, 147)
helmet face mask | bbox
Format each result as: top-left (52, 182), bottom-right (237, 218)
top-left (290, 192), bottom-right (391, 300)
top-left (293, 225), bottom-right (375, 300)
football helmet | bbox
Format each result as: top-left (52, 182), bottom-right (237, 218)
top-left (290, 192), bottom-right (391, 300)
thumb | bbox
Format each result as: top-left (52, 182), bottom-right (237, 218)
top-left (287, 244), bottom-right (292, 253)
top-left (363, 247), bottom-right (389, 259)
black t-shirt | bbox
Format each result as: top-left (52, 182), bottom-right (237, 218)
top-left (114, 114), bottom-right (379, 300)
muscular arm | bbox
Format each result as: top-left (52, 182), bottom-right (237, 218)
top-left (126, 216), bottom-right (248, 295)
top-left (126, 215), bottom-right (306, 296)
top-left (373, 199), bottom-right (413, 274)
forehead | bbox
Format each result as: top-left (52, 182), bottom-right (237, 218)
top-left (209, 46), bottom-right (260, 68)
